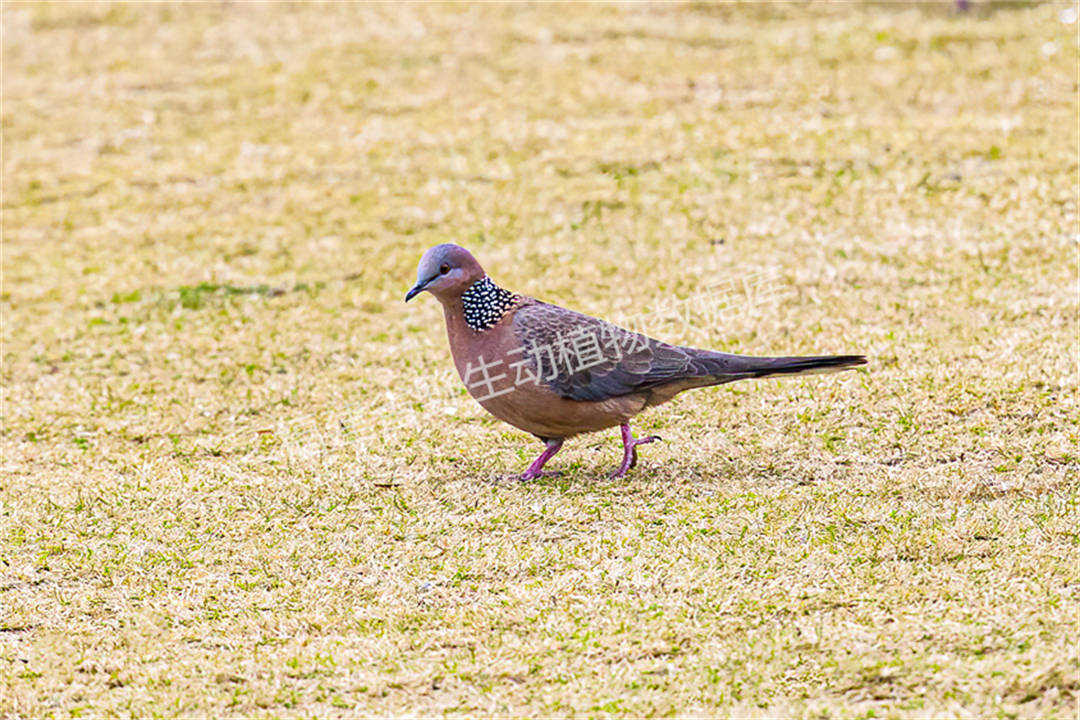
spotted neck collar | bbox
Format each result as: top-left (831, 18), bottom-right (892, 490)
top-left (461, 276), bottom-right (517, 331)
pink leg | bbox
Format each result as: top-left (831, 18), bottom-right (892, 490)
top-left (519, 439), bottom-right (564, 481)
top-left (610, 423), bottom-right (661, 478)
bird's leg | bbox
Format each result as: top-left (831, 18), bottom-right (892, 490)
top-left (518, 438), bottom-right (564, 481)
top-left (610, 423), bottom-right (661, 478)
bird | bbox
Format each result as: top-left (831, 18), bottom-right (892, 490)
top-left (405, 244), bottom-right (866, 480)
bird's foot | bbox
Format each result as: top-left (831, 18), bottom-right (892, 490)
top-left (515, 439), bottom-right (565, 483)
top-left (609, 426), bottom-right (662, 478)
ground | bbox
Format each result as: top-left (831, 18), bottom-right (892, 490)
top-left (2, 2), bottom-right (1078, 717)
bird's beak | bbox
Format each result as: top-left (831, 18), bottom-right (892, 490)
top-left (404, 281), bottom-right (427, 302)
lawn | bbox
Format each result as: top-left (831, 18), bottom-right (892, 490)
top-left (2, 2), bottom-right (1078, 717)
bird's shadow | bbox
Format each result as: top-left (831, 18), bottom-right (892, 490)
top-left (479, 460), bottom-right (679, 489)
top-left (473, 451), bottom-right (817, 490)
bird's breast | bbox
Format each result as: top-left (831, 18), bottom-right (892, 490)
top-left (441, 307), bottom-right (644, 438)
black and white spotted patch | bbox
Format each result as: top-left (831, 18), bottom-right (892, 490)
top-left (461, 276), bottom-right (517, 331)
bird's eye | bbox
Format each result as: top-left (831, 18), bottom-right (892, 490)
top-left (439, 263), bottom-right (450, 275)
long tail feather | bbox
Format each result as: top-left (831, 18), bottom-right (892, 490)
top-left (697, 352), bottom-right (867, 383)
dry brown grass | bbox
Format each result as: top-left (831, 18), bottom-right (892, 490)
top-left (2, 2), bottom-right (1078, 717)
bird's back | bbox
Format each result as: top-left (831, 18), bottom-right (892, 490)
top-left (510, 300), bottom-right (713, 403)
top-left (510, 299), bottom-right (866, 404)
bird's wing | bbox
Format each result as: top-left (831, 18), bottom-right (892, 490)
top-left (509, 301), bottom-right (702, 402)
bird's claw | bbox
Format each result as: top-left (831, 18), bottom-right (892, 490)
top-left (609, 427), bottom-right (663, 478)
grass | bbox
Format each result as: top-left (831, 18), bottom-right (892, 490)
top-left (2, 2), bottom-right (1078, 717)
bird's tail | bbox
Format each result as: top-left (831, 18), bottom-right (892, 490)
top-left (697, 352), bottom-right (867, 383)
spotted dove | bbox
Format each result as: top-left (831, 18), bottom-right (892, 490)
top-left (406, 244), bottom-right (866, 480)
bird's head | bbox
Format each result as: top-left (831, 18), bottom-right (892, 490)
top-left (405, 243), bottom-right (486, 304)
